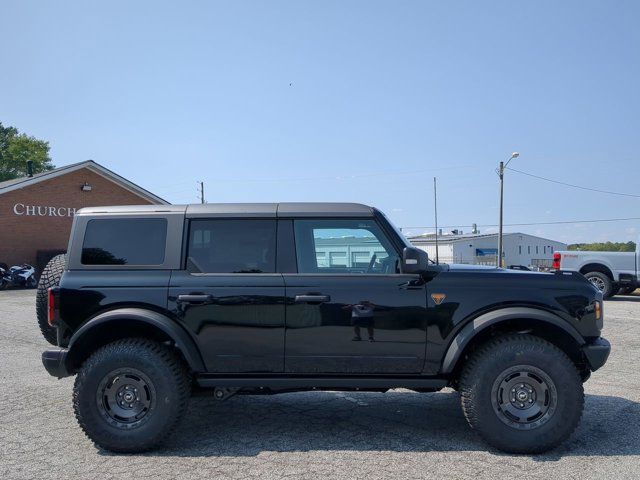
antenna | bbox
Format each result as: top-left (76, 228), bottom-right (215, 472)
top-left (198, 181), bottom-right (205, 204)
top-left (434, 177), bottom-right (439, 265)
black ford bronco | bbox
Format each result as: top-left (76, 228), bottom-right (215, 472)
top-left (40, 203), bottom-right (610, 453)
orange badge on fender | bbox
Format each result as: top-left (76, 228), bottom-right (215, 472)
top-left (431, 293), bottom-right (446, 305)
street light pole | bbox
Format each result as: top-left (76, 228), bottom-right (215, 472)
top-left (497, 152), bottom-right (520, 268)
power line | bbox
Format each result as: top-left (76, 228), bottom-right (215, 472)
top-left (507, 167), bottom-right (640, 198)
top-left (401, 216), bottom-right (640, 230)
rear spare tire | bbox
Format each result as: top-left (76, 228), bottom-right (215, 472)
top-left (459, 334), bottom-right (584, 454)
top-left (36, 254), bottom-right (66, 345)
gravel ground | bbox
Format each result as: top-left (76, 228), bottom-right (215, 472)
top-left (1, 289), bottom-right (639, 480)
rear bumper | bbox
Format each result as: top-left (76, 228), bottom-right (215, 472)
top-left (42, 348), bottom-right (71, 378)
top-left (582, 337), bottom-right (611, 372)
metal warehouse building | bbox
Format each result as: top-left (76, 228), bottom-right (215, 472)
top-left (0, 160), bottom-right (167, 272)
top-left (407, 232), bottom-right (567, 269)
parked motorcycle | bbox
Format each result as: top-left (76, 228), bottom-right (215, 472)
top-left (0, 264), bottom-right (37, 290)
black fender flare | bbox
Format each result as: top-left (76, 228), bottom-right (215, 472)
top-left (440, 307), bottom-right (585, 375)
top-left (67, 308), bottom-right (206, 372)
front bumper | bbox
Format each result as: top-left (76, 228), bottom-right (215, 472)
top-left (42, 348), bottom-right (70, 378)
top-left (582, 337), bottom-right (611, 372)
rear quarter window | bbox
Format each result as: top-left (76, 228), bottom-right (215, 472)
top-left (186, 219), bottom-right (276, 273)
top-left (81, 218), bottom-right (167, 265)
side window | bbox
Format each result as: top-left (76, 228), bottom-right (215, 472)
top-left (293, 219), bottom-right (399, 274)
top-left (187, 219), bottom-right (276, 273)
top-left (82, 218), bottom-right (167, 265)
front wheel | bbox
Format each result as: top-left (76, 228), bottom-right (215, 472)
top-left (73, 339), bottom-right (191, 452)
top-left (459, 334), bottom-right (584, 454)
top-left (26, 275), bottom-right (37, 288)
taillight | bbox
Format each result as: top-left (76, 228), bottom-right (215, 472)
top-left (594, 300), bottom-right (601, 320)
top-left (48, 288), bottom-right (56, 326)
top-left (552, 252), bottom-right (561, 270)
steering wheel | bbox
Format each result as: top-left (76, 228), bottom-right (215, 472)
top-left (366, 253), bottom-right (377, 273)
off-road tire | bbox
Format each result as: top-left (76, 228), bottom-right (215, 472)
top-left (459, 334), bottom-right (584, 454)
top-left (36, 254), bottom-right (67, 345)
top-left (584, 271), bottom-right (614, 298)
top-left (73, 338), bottom-right (191, 453)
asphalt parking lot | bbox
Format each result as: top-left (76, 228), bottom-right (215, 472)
top-left (1, 289), bottom-right (639, 480)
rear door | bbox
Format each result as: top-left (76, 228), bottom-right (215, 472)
top-left (283, 218), bottom-right (428, 374)
top-left (168, 219), bottom-right (285, 373)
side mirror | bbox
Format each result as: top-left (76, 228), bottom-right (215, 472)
top-left (402, 247), bottom-right (429, 274)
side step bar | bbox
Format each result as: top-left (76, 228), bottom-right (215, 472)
top-left (196, 375), bottom-right (448, 390)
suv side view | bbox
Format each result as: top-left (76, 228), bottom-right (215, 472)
top-left (41, 203), bottom-right (610, 453)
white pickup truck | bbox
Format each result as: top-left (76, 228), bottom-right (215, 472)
top-left (553, 242), bottom-right (639, 298)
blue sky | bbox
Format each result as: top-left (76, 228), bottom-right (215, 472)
top-left (2, 1), bottom-right (639, 244)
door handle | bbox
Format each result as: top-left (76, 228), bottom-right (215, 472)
top-left (177, 294), bottom-right (213, 304)
top-left (294, 294), bottom-right (331, 304)
top-left (398, 279), bottom-right (425, 290)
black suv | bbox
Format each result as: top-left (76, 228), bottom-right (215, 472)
top-left (41, 203), bottom-right (610, 453)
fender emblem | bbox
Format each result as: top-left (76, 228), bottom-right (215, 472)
top-left (431, 293), bottom-right (446, 305)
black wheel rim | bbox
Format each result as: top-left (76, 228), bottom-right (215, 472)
top-left (491, 365), bottom-right (558, 430)
top-left (97, 368), bottom-right (155, 429)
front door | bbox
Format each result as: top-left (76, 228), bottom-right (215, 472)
top-left (284, 218), bottom-right (428, 374)
top-left (168, 218), bottom-right (285, 373)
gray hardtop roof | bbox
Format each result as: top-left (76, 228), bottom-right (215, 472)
top-left (76, 202), bottom-right (375, 218)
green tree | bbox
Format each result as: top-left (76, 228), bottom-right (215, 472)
top-left (0, 122), bottom-right (54, 181)
top-left (568, 241), bottom-right (636, 252)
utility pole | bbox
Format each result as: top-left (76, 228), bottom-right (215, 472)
top-left (434, 177), bottom-right (439, 265)
top-left (497, 152), bottom-right (520, 267)
top-left (198, 181), bottom-right (205, 204)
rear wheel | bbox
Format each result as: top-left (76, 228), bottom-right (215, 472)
top-left (459, 334), bottom-right (584, 454)
top-left (73, 338), bottom-right (190, 452)
top-left (619, 286), bottom-right (636, 295)
top-left (36, 254), bottom-right (66, 345)
top-left (584, 271), bottom-right (614, 298)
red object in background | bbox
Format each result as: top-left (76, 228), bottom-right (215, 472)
top-left (48, 288), bottom-right (56, 326)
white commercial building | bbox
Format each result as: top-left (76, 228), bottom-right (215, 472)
top-left (407, 232), bottom-right (567, 269)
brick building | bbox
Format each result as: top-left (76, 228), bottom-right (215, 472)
top-left (0, 160), bottom-right (168, 271)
